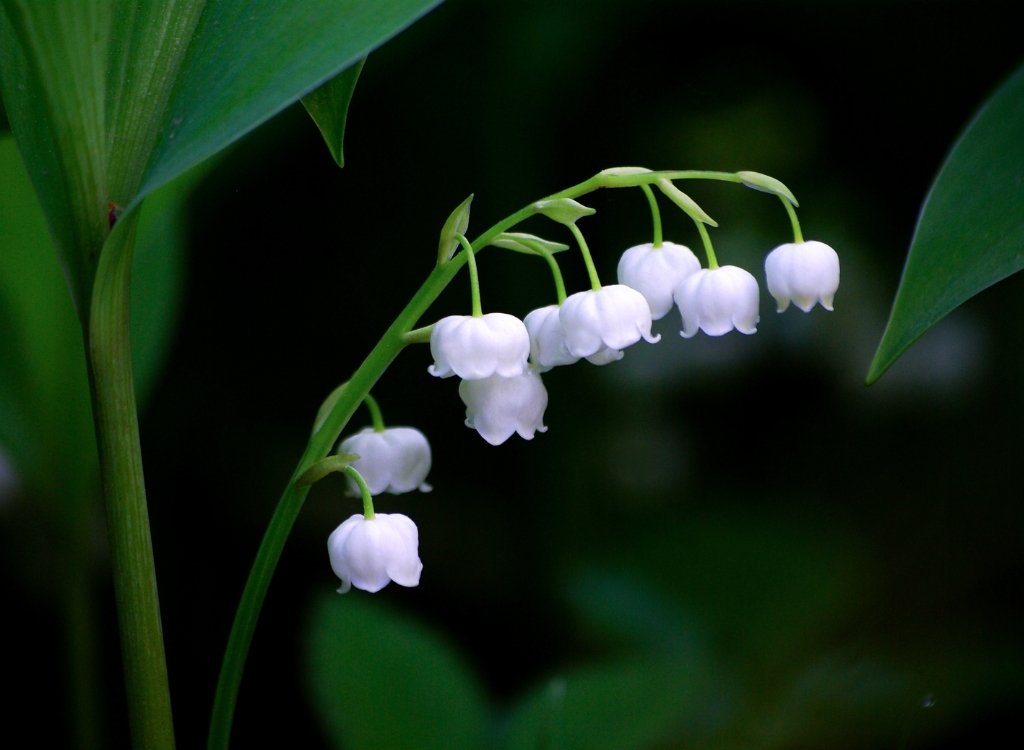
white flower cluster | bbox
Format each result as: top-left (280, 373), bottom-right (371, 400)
top-left (327, 425), bottom-right (432, 593)
top-left (325, 231), bottom-right (839, 595)
top-left (618, 239), bottom-right (839, 338)
top-left (428, 283), bottom-right (662, 445)
top-left (427, 239), bottom-right (839, 446)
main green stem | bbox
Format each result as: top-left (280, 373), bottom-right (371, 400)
top-left (88, 216), bottom-right (176, 750)
top-left (207, 166), bottom-right (762, 748)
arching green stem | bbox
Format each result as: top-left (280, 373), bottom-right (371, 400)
top-left (344, 466), bottom-right (375, 519)
top-left (568, 223), bottom-right (602, 291)
top-left (695, 220), bottom-right (719, 269)
top-left (363, 394), bottom-right (385, 432)
top-left (640, 183), bottom-right (663, 247)
top-left (780, 195), bottom-right (804, 243)
top-left (207, 164), bottom-right (791, 749)
top-left (457, 233), bottom-right (483, 316)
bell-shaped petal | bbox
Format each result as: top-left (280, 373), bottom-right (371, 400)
top-left (459, 369), bottom-right (548, 446)
top-left (338, 427), bottom-right (432, 495)
top-left (764, 240), bottom-right (840, 313)
top-left (328, 513), bottom-right (423, 593)
top-left (559, 285), bottom-right (660, 360)
top-left (428, 313), bottom-right (530, 380)
top-left (523, 304), bottom-right (580, 372)
top-left (617, 241), bottom-right (701, 319)
top-left (675, 265), bottom-right (760, 337)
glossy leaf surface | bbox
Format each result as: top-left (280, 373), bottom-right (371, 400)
top-left (868, 64), bottom-right (1024, 383)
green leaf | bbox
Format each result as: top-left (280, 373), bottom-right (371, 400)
top-left (0, 0), bottom-right (443, 312)
top-left (0, 135), bottom-right (95, 497)
top-left (438, 194), bottom-right (474, 263)
top-left (0, 134), bottom-right (200, 492)
top-left (301, 59), bottom-right (366, 167)
top-left (304, 594), bottom-right (489, 750)
top-left (137, 0), bottom-right (443, 208)
top-left (868, 63), bottom-right (1024, 383)
top-left (502, 655), bottom-right (720, 750)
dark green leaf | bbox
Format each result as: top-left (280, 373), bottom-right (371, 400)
top-left (0, 135), bottom-right (96, 497)
top-left (137, 0), bottom-right (443, 208)
top-left (502, 655), bottom-right (720, 750)
top-left (301, 59), bottom-right (366, 167)
top-left (868, 63), bottom-right (1024, 383)
top-left (305, 594), bottom-right (489, 750)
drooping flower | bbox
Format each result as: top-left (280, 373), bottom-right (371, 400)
top-left (524, 303), bottom-right (624, 370)
top-left (559, 285), bottom-right (660, 360)
top-left (338, 427), bottom-right (432, 495)
top-left (674, 265), bottom-right (760, 337)
top-left (764, 240), bottom-right (840, 313)
top-left (523, 304), bottom-right (580, 372)
top-left (459, 368), bottom-right (548, 445)
top-left (327, 512), bottom-right (423, 593)
top-left (617, 241), bottom-right (701, 319)
top-left (428, 313), bottom-right (530, 380)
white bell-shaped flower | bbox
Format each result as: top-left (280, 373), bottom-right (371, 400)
top-left (338, 427), bottom-right (432, 495)
top-left (675, 265), bottom-right (760, 337)
top-left (327, 512), bottom-right (423, 593)
top-left (459, 369), bottom-right (548, 445)
top-left (617, 241), bottom-right (701, 319)
top-left (428, 313), bottom-right (530, 380)
top-left (559, 285), bottom-right (660, 360)
top-left (764, 240), bottom-right (840, 312)
top-left (524, 303), bottom-right (624, 370)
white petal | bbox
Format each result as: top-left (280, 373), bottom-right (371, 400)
top-left (617, 241), bottom-right (701, 319)
top-left (675, 266), bottom-right (760, 337)
top-left (764, 241), bottom-right (840, 314)
top-left (428, 314), bottom-right (530, 380)
top-left (560, 286), bottom-right (658, 358)
top-left (459, 370), bottom-right (548, 445)
top-left (524, 304), bottom-right (580, 371)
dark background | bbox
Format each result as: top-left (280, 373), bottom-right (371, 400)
top-left (3, 0), bottom-right (1023, 747)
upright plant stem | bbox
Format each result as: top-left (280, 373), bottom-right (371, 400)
top-left (88, 217), bottom-right (176, 750)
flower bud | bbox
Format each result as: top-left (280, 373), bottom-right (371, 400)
top-left (674, 266), bottom-right (760, 337)
top-left (428, 313), bottom-right (530, 380)
top-left (338, 427), bottom-right (432, 495)
top-left (459, 369), bottom-right (548, 445)
top-left (559, 285), bottom-right (660, 360)
top-left (328, 513), bottom-right (423, 593)
top-left (764, 240), bottom-right (840, 313)
top-left (617, 241), bottom-right (701, 319)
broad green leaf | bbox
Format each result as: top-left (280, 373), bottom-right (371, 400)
top-left (137, 0), bottom-right (443, 208)
top-left (305, 594), bottom-right (489, 750)
top-left (301, 59), bottom-right (366, 167)
top-left (0, 1), bottom-right (114, 312)
top-left (868, 63), bottom-right (1024, 383)
top-left (0, 0), bottom-right (443, 312)
top-left (0, 135), bottom-right (95, 498)
top-left (0, 135), bottom-right (203, 491)
top-left (502, 655), bottom-right (720, 750)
